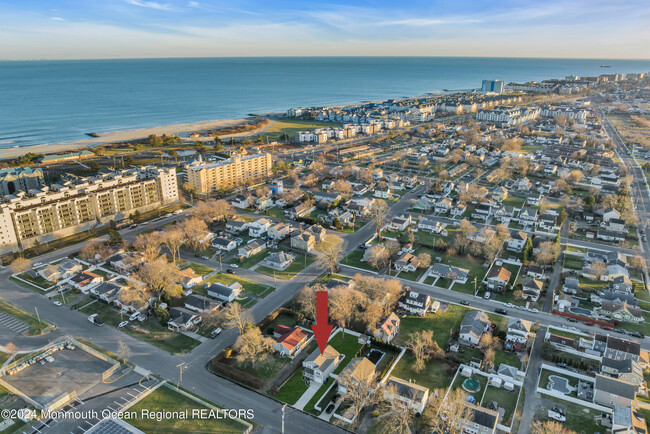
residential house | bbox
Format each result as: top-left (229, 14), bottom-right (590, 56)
top-left (491, 186), bottom-right (508, 202)
top-left (486, 266), bottom-right (511, 292)
top-left (562, 277), bottom-right (580, 295)
top-left (255, 196), bottom-right (273, 210)
top-left (374, 187), bottom-right (392, 199)
top-left (468, 227), bottom-right (496, 244)
top-left (302, 345), bottom-right (342, 384)
top-left (286, 201), bottom-right (315, 219)
top-left (69, 271), bottom-right (103, 293)
top-left (459, 403), bottom-right (499, 434)
top-left (383, 377), bottom-right (430, 414)
top-left (338, 357), bottom-right (376, 394)
top-left (600, 301), bottom-right (644, 324)
top-left (594, 375), bottom-right (637, 408)
top-left (249, 218), bottom-right (271, 238)
top-left (90, 281), bottom-right (122, 303)
top-left (273, 325), bottom-right (310, 357)
top-left (225, 218), bottom-right (250, 234)
top-left (107, 252), bottom-right (144, 273)
top-left (177, 267), bottom-right (203, 289)
top-left (230, 194), bottom-right (250, 209)
top-left (505, 318), bottom-right (533, 345)
top-left (600, 335), bottom-right (645, 366)
top-left (268, 222), bottom-right (292, 240)
top-left (238, 240), bottom-right (266, 258)
top-left (263, 251), bottom-right (295, 270)
top-left (515, 177), bottom-right (532, 191)
top-left (326, 208), bottom-right (354, 226)
top-left (610, 276), bottom-right (634, 293)
top-left (418, 216), bottom-right (439, 232)
top-left (494, 206), bottom-right (515, 224)
top-left (374, 313), bottom-right (400, 342)
top-left (611, 406), bottom-right (648, 434)
top-left (435, 198), bottom-right (453, 214)
top-left (597, 230), bottom-right (626, 242)
top-left (291, 232), bottom-right (316, 252)
top-left (184, 295), bottom-right (215, 313)
top-left (347, 198), bottom-right (375, 216)
top-left (518, 208), bottom-right (538, 226)
top-left (471, 203), bottom-right (493, 221)
top-left (522, 278), bottom-right (543, 302)
top-left (538, 213), bottom-right (557, 231)
top-left (507, 231), bottom-right (528, 252)
top-left (601, 358), bottom-right (644, 389)
top-left (167, 307), bottom-right (201, 331)
top-left (314, 191), bottom-right (341, 204)
top-left (555, 294), bottom-right (575, 312)
top-left (207, 282), bottom-right (243, 303)
top-left (389, 214), bottom-right (412, 231)
top-left (526, 265), bottom-right (546, 280)
top-left (211, 237), bottom-right (238, 252)
top-left (38, 259), bottom-right (83, 282)
top-left (602, 208), bottom-right (621, 222)
top-left (459, 310), bottom-right (491, 346)
top-left (451, 203), bottom-right (467, 217)
top-left (393, 252), bottom-right (419, 272)
top-left (607, 218), bottom-right (626, 233)
top-left (429, 263), bottom-right (469, 283)
top-left (397, 290), bottom-right (431, 316)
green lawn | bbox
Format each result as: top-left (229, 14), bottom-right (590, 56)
top-left (342, 249), bottom-right (377, 271)
top-left (481, 385), bottom-right (519, 425)
top-left (494, 349), bottom-right (522, 369)
top-left (326, 332), bottom-right (364, 375)
top-left (185, 262), bottom-right (215, 275)
top-left (303, 381), bottom-right (335, 415)
top-left (230, 353), bottom-right (290, 381)
top-left (206, 273), bottom-right (273, 297)
top-left (236, 251), bottom-right (268, 269)
top-left (14, 272), bottom-right (52, 289)
top-left (259, 119), bottom-right (342, 142)
top-left (51, 289), bottom-right (82, 306)
top-left (255, 254), bottom-right (314, 280)
top-left (275, 369), bottom-right (310, 405)
top-left (534, 397), bottom-right (605, 434)
top-left (80, 300), bottom-right (125, 327)
top-left (0, 298), bottom-right (54, 336)
top-left (128, 385), bottom-right (249, 433)
top-left (396, 305), bottom-right (469, 348)
top-left (125, 317), bottom-right (201, 355)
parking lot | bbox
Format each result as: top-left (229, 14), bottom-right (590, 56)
top-left (2, 346), bottom-right (114, 409)
top-left (25, 369), bottom-right (159, 434)
top-left (0, 311), bottom-right (29, 335)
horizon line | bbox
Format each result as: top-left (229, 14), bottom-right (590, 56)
top-left (2, 54), bottom-right (650, 62)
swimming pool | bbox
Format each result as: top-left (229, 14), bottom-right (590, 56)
top-left (569, 307), bottom-right (592, 316)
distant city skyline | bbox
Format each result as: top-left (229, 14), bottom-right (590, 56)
top-left (1, 0), bottom-right (649, 60)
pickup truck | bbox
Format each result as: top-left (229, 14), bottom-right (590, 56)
top-left (87, 314), bottom-right (104, 326)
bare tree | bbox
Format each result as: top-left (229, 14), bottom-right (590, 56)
top-left (117, 340), bottom-right (131, 361)
top-left (232, 327), bottom-right (275, 368)
top-left (483, 346), bottom-right (495, 369)
top-left (10, 257), bottom-right (31, 274)
top-left (5, 342), bottom-right (17, 355)
top-left (536, 241), bottom-right (558, 266)
top-left (314, 234), bottom-right (343, 275)
top-left (360, 302), bottom-right (384, 333)
top-left (182, 217), bottom-right (209, 250)
top-left (133, 232), bottom-right (163, 263)
top-left (79, 242), bottom-right (101, 262)
top-left (377, 384), bottom-right (416, 434)
top-left (133, 260), bottom-right (182, 300)
top-left (590, 261), bottom-right (607, 280)
top-left (370, 199), bottom-right (389, 237)
top-left (416, 252), bottom-right (431, 269)
top-left (161, 226), bottom-right (185, 262)
top-left (405, 330), bottom-right (436, 372)
top-left (531, 421), bottom-right (576, 434)
top-left (423, 388), bottom-right (470, 434)
top-left (629, 255), bottom-right (648, 272)
top-left (337, 372), bottom-right (379, 423)
top-left (385, 239), bottom-right (401, 256)
top-left (296, 285), bottom-right (318, 320)
top-left (333, 179), bottom-right (353, 199)
top-left (367, 245), bottom-right (389, 269)
top-left (329, 287), bottom-right (362, 337)
top-left (221, 303), bottom-right (253, 335)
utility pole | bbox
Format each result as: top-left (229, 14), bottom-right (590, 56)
top-left (177, 362), bottom-right (185, 388)
top-left (281, 404), bottom-right (286, 434)
top-left (35, 307), bottom-right (41, 324)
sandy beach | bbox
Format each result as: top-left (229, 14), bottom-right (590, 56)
top-left (0, 117), bottom-right (254, 160)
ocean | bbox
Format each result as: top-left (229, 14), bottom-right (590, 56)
top-left (1, 56), bottom-right (649, 151)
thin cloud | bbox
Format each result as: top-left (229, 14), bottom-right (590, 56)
top-left (380, 18), bottom-right (483, 26)
top-left (50, 16), bottom-right (65, 21)
top-left (124, 0), bottom-right (176, 11)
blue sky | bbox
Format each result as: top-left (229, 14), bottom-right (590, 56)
top-left (1, 0), bottom-right (649, 59)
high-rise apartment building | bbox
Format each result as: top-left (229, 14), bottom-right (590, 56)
top-left (0, 166), bottom-right (178, 254)
top-left (186, 153), bottom-right (273, 194)
top-left (481, 79), bottom-right (505, 94)
top-left (0, 167), bottom-right (45, 196)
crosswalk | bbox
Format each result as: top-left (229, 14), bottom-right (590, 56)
top-left (0, 311), bottom-right (30, 335)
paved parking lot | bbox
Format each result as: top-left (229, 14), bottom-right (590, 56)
top-left (0, 311), bottom-right (29, 335)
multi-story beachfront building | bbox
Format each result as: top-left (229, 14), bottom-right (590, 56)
top-left (0, 167), bottom-right (45, 196)
top-left (0, 166), bottom-right (178, 254)
top-left (185, 153), bottom-right (273, 194)
top-left (481, 79), bottom-right (505, 94)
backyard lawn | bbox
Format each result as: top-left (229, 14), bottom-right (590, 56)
top-left (206, 273), bottom-right (273, 297)
top-left (327, 331), bottom-right (364, 375)
top-left (129, 385), bottom-right (249, 433)
top-left (481, 385), bottom-right (519, 425)
top-left (396, 304), bottom-right (469, 348)
top-left (256, 254), bottom-right (314, 280)
top-left (185, 262), bottom-right (215, 275)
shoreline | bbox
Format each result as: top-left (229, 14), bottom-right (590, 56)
top-left (1, 88), bottom-right (470, 160)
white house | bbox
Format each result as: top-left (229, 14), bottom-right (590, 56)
top-left (249, 218), bottom-right (271, 237)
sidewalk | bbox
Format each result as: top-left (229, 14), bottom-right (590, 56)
top-left (294, 382), bottom-right (322, 411)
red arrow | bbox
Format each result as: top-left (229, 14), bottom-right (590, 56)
top-left (311, 291), bottom-right (333, 355)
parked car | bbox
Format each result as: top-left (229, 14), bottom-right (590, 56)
top-left (226, 269), bottom-right (235, 274)
top-left (613, 328), bottom-right (626, 334)
top-left (628, 331), bottom-right (645, 338)
top-left (505, 303), bottom-right (514, 308)
top-left (210, 328), bottom-right (223, 339)
top-left (118, 321), bottom-right (129, 328)
top-left (326, 404), bottom-right (335, 414)
top-left (495, 308), bottom-right (508, 315)
top-left (460, 300), bottom-right (470, 306)
top-left (332, 394), bottom-right (341, 404)
top-left (483, 292), bottom-right (491, 300)
top-left (129, 224), bottom-right (138, 229)
top-left (567, 317), bottom-right (578, 323)
top-left (584, 321), bottom-right (595, 326)
top-left (230, 263), bottom-right (239, 268)
top-left (53, 301), bottom-right (62, 307)
top-left (600, 325), bottom-right (613, 331)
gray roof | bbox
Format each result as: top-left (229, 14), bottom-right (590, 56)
top-left (460, 311), bottom-right (490, 341)
top-left (595, 374), bottom-right (636, 399)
